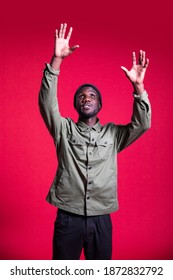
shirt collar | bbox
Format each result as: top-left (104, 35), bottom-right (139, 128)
top-left (77, 119), bottom-right (102, 132)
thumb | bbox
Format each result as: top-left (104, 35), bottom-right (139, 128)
top-left (120, 66), bottom-right (128, 74)
top-left (70, 45), bottom-right (80, 53)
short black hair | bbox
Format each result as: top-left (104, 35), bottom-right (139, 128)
top-left (74, 83), bottom-right (102, 108)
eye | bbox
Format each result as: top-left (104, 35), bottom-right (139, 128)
top-left (90, 93), bottom-right (96, 98)
top-left (78, 94), bottom-right (84, 99)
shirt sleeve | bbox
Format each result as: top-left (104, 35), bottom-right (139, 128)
top-left (38, 63), bottom-right (63, 140)
top-left (116, 91), bottom-right (151, 153)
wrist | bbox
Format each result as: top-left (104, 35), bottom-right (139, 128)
top-left (133, 82), bottom-right (145, 95)
top-left (50, 55), bottom-right (63, 71)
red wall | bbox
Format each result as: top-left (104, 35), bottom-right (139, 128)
top-left (0, 0), bottom-right (173, 260)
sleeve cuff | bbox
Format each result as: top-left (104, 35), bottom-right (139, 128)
top-left (133, 90), bottom-right (148, 101)
top-left (44, 63), bottom-right (60, 76)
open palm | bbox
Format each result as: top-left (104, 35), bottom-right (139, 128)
top-left (121, 50), bottom-right (149, 85)
top-left (54, 23), bottom-right (79, 58)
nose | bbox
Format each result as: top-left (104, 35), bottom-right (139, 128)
top-left (83, 95), bottom-right (91, 103)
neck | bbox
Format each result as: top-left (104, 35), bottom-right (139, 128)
top-left (78, 116), bottom-right (98, 127)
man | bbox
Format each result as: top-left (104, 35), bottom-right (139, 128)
top-left (39, 23), bottom-right (151, 260)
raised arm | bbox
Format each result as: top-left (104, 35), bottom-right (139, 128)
top-left (116, 50), bottom-right (151, 152)
top-left (39, 23), bottom-right (79, 138)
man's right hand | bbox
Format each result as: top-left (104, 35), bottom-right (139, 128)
top-left (51, 23), bottom-right (79, 70)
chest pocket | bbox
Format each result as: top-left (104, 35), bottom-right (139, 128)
top-left (96, 137), bottom-right (114, 160)
top-left (67, 134), bottom-right (86, 160)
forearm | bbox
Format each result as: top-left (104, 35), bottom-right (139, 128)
top-left (132, 91), bottom-right (151, 130)
top-left (39, 64), bottom-right (61, 137)
top-left (116, 91), bottom-right (151, 152)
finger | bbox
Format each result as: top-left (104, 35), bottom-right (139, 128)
top-left (59, 23), bottom-right (64, 38)
top-left (144, 58), bottom-right (149, 68)
top-left (55, 29), bottom-right (58, 38)
top-left (132, 52), bottom-right (136, 66)
top-left (141, 50), bottom-right (146, 66)
top-left (142, 51), bottom-right (146, 65)
top-left (62, 23), bottom-right (67, 38)
top-left (66, 27), bottom-right (73, 41)
top-left (139, 50), bottom-right (143, 65)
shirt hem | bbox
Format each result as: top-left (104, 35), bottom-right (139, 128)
top-left (46, 198), bottom-right (119, 216)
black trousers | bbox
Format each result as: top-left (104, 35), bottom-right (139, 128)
top-left (53, 209), bottom-right (112, 260)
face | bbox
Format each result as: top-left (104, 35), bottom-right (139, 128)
top-left (75, 87), bottom-right (101, 119)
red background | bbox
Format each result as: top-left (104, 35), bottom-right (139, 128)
top-left (0, 0), bottom-right (173, 260)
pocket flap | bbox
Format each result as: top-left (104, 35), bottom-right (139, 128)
top-left (96, 137), bottom-right (113, 147)
top-left (67, 134), bottom-right (85, 145)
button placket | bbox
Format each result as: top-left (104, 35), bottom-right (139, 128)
top-left (85, 130), bottom-right (96, 208)
top-left (86, 142), bottom-right (94, 192)
top-left (86, 161), bottom-right (93, 190)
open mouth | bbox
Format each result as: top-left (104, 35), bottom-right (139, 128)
top-left (82, 103), bottom-right (92, 109)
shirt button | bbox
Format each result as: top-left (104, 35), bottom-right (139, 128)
top-left (88, 166), bottom-right (92, 170)
top-left (92, 138), bottom-right (94, 141)
top-left (87, 197), bottom-right (90, 199)
top-left (89, 152), bottom-right (92, 155)
top-left (88, 181), bottom-right (92, 184)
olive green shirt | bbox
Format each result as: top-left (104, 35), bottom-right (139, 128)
top-left (39, 64), bottom-right (151, 216)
